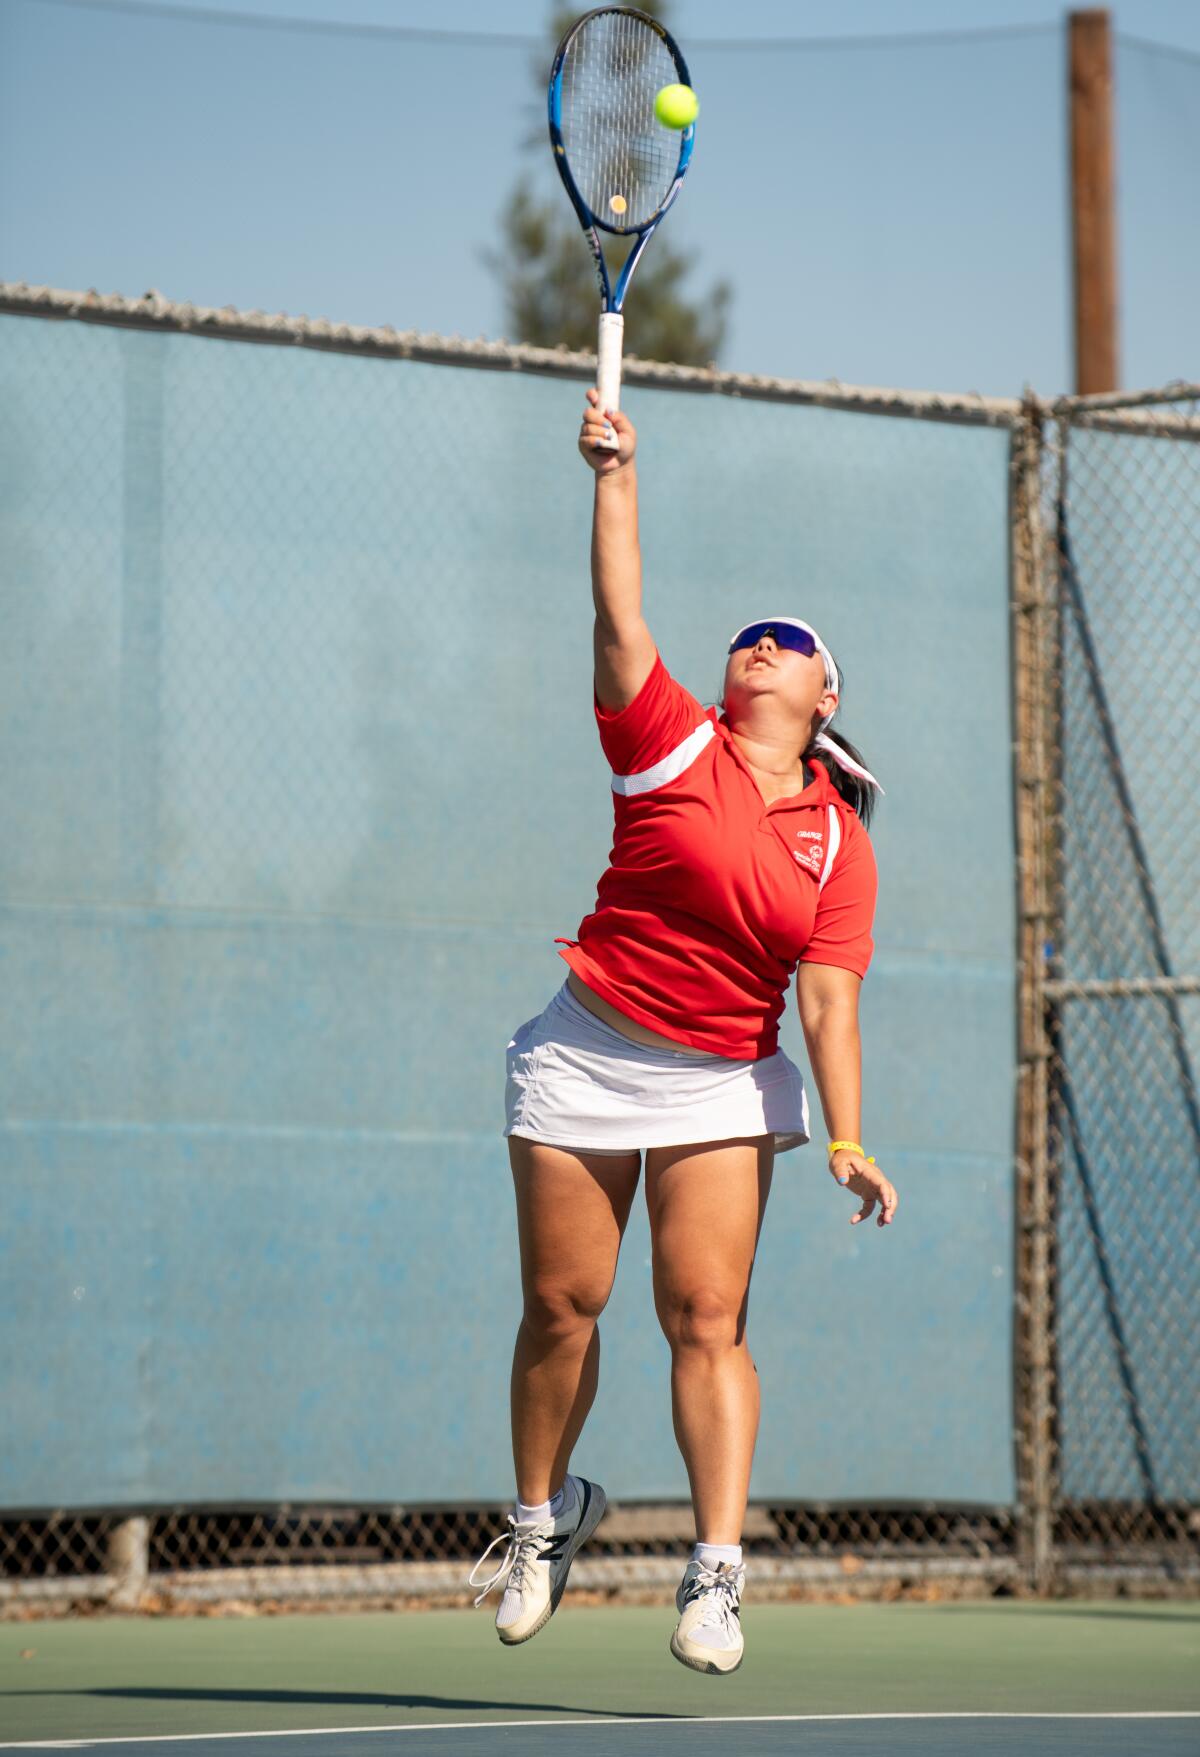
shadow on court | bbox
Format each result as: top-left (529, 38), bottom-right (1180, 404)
top-left (1, 1685), bottom-right (686, 1719)
top-left (1003, 1605), bottom-right (1200, 1625)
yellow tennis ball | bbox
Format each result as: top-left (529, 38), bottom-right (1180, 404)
top-left (654, 83), bottom-right (698, 129)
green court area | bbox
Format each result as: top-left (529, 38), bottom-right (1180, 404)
top-left (1, 1600), bottom-right (1197, 1746)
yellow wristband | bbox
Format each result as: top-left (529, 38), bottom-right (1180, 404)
top-left (827, 1140), bottom-right (864, 1158)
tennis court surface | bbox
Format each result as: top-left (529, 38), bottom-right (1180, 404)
top-left (2, 1601), bottom-right (1197, 1756)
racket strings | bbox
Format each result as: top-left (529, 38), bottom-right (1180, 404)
top-left (561, 10), bottom-right (682, 231)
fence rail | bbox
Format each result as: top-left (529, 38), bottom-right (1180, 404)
top-left (1044, 976), bottom-right (1200, 1000)
top-left (0, 281), bottom-right (1025, 425)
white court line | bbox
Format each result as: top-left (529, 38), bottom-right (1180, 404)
top-left (2, 1711), bottom-right (1198, 1748)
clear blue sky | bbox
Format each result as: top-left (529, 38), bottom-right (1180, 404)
top-left (1, 0), bottom-right (1197, 395)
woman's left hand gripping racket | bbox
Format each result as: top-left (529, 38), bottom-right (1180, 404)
top-left (549, 6), bottom-right (696, 450)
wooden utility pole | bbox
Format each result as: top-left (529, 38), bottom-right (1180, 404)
top-left (1069, 9), bottom-right (1119, 393)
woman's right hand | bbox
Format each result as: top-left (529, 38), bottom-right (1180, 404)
top-left (830, 1149), bottom-right (899, 1229)
top-left (579, 386), bottom-right (637, 473)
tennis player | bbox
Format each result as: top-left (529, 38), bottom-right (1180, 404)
top-left (469, 390), bottom-right (898, 1675)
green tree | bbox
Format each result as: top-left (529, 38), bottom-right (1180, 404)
top-left (491, 3), bottom-right (731, 366)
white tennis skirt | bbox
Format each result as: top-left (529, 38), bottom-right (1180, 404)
top-left (503, 981), bottom-right (810, 1156)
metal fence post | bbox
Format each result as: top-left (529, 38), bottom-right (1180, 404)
top-left (107, 1515), bottom-right (150, 1609)
top-left (1011, 397), bottom-right (1058, 1594)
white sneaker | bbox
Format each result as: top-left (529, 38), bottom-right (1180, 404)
top-left (670, 1558), bottom-right (746, 1674)
top-left (468, 1474), bottom-right (607, 1645)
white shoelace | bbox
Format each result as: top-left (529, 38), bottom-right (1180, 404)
top-left (687, 1562), bottom-right (744, 1638)
top-left (467, 1515), bottom-right (553, 1608)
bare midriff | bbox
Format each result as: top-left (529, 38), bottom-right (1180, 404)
top-left (565, 969), bottom-right (712, 1056)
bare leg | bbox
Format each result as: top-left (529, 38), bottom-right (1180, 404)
top-left (508, 1138), bottom-right (641, 1504)
top-left (645, 1136), bottom-right (774, 1544)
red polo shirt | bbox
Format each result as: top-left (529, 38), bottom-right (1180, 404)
top-left (555, 650), bottom-right (877, 1060)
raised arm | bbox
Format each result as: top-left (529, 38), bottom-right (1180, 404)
top-left (579, 387), bottom-right (656, 712)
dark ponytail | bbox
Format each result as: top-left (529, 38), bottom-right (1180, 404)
top-left (803, 725), bottom-right (877, 828)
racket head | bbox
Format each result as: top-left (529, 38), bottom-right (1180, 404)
top-left (548, 6), bottom-right (694, 240)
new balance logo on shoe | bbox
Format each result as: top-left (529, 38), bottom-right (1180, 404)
top-left (468, 1474), bottom-right (606, 1647)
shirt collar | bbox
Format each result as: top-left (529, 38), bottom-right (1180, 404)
top-left (714, 711), bottom-right (836, 807)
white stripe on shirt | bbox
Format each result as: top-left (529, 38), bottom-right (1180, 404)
top-left (818, 804), bottom-right (842, 893)
top-left (611, 719), bottom-right (716, 797)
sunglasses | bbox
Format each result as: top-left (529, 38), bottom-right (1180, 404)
top-left (727, 621), bottom-right (818, 659)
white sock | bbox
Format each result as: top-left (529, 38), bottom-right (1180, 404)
top-left (693, 1541), bottom-right (742, 1569)
top-left (516, 1477), bottom-right (570, 1526)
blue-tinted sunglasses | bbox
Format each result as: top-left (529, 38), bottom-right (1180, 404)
top-left (727, 621), bottom-right (818, 659)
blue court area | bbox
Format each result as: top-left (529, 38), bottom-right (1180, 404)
top-left (1, 1603), bottom-right (1197, 1756)
top-left (3, 1713), bottom-right (1199, 1757)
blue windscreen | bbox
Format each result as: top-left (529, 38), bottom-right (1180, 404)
top-left (0, 314), bottom-right (1016, 1511)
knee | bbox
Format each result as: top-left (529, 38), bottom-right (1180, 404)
top-left (522, 1278), bottom-right (608, 1345)
top-left (657, 1285), bottom-right (747, 1354)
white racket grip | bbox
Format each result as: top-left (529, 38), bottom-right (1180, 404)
top-left (596, 312), bottom-right (624, 449)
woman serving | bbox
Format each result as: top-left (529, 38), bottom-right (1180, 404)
top-left (469, 390), bottom-right (899, 1675)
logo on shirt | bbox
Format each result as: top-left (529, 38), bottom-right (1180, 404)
top-left (793, 832), bottom-right (824, 874)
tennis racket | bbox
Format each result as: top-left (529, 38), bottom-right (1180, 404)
top-left (548, 6), bottom-right (696, 449)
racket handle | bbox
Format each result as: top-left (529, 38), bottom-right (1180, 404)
top-left (595, 312), bottom-right (623, 450)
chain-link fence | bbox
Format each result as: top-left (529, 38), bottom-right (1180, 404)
top-left (1037, 389), bottom-right (1200, 1589)
top-left (0, 287), bottom-right (1196, 1613)
top-left (1, 1505), bottom-right (1019, 1615)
